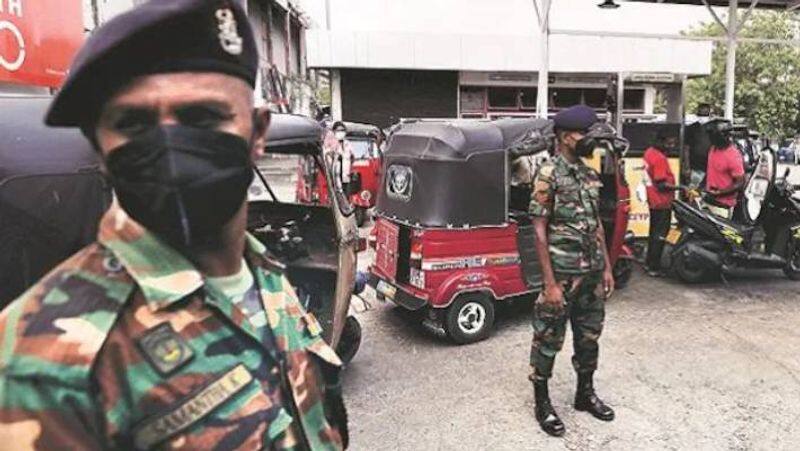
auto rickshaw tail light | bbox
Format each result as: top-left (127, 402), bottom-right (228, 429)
top-left (410, 241), bottom-right (424, 262)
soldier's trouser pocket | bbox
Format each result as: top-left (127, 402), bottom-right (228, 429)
top-left (530, 291), bottom-right (569, 378)
top-left (569, 277), bottom-right (606, 374)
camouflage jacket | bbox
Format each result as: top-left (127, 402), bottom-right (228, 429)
top-left (529, 154), bottom-right (606, 275)
top-left (0, 205), bottom-right (345, 450)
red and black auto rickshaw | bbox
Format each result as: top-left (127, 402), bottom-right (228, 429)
top-left (296, 121), bottom-right (385, 227)
top-left (367, 118), bottom-right (633, 344)
top-left (342, 122), bottom-right (385, 226)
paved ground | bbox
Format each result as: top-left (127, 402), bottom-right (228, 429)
top-left (343, 243), bottom-right (800, 450)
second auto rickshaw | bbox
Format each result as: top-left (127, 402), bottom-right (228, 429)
top-left (248, 114), bottom-right (363, 362)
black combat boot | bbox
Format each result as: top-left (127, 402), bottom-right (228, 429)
top-left (533, 379), bottom-right (566, 437)
top-left (574, 372), bottom-right (615, 421)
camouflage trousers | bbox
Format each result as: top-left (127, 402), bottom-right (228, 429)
top-left (529, 271), bottom-right (605, 380)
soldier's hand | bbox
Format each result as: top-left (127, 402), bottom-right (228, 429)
top-left (542, 283), bottom-right (564, 307)
top-left (602, 270), bottom-right (615, 300)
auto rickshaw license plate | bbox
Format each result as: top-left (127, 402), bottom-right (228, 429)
top-left (666, 229), bottom-right (682, 245)
top-left (376, 280), bottom-right (396, 300)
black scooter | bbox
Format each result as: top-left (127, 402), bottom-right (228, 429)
top-left (668, 150), bottom-right (800, 283)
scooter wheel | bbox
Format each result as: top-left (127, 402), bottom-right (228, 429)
top-left (672, 249), bottom-right (713, 284)
top-left (444, 294), bottom-right (495, 345)
top-left (783, 242), bottom-right (800, 281)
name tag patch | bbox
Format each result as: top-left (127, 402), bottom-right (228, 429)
top-left (133, 364), bottom-right (254, 450)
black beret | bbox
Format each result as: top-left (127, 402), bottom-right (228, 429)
top-left (553, 105), bottom-right (598, 132)
top-left (46, 0), bottom-right (258, 127)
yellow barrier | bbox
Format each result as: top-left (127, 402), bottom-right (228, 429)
top-left (584, 153), bottom-right (680, 238)
top-left (625, 156), bottom-right (681, 238)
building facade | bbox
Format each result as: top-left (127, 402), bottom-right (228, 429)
top-left (305, 0), bottom-right (713, 128)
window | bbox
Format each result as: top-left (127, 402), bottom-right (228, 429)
top-left (551, 88), bottom-right (581, 108)
top-left (488, 87), bottom-right (519, 109)
top-left (584, 89), bottom-right (607, 109)
top-left (624, 89), bottom-right (646, 112)
top-left (460, 87), bottom-right (486, 113)
top-left (349, 139), bottom-right (372, 159)
top-left (520, 88), bottom-right (538, 109)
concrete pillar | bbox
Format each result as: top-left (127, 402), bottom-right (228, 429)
top-left (616, 72), bottom-right (625, 134)
top-left (536, 0), bottom-right (551, 119)
top-left (664, 84), bottom-right (684, 123)
top-left (331, 69), bottom-right (342, 120)
top-left (724, 0), bottom-right (738, 120)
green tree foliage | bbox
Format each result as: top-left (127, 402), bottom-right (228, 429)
top-left (685, 11), bottom-right (800, 138)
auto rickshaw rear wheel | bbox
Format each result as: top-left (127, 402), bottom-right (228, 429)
top-left (335, 316), bottom-right (362, 365)
top-left (444, 293), bottom-right (495, 345)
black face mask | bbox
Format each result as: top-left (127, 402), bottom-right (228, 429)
top-left (106, 125), bottom-right (254, 248)
top-left (575, 136), bottom-right (598, 158)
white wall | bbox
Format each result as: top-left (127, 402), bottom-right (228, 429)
top-left (307, 30), bottom-right (712, 74)
top-left (301, 0), bottom-right (715, 35)
top-left (305, 0), bottom-right (714, 75)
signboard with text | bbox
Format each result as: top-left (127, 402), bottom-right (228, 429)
top-left (0, 0), bottom-right (84, 87)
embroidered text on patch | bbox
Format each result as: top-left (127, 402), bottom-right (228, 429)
top-left (215, 8), bottom-right (243, 55)
top-left (133, 364), bottom-right (254, 449)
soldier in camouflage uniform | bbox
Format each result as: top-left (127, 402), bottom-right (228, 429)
top-left (528, 105), bottom-right (616, 437)
top-left (0, 1), bottom-right (347, 449)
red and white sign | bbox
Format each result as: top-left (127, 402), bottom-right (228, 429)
top-left (0, 0), bottom-right (84, 88)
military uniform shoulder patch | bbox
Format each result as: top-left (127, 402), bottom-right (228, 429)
top-left (137, 323), bottom-right (194, 376)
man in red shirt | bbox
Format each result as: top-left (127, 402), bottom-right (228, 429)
top-left (643, 130), bottom-right (680, 276)
top-left (705, 120), bottom-right (745, 219)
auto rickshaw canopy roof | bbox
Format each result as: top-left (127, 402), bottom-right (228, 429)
top-left (387, 118), bottom-right (552, 162)
top-left (0, 97), bottom-right (100, 178)
top-left (377, 118), bottom-right (553, 228)
top-left (342, 121), bottom-right (383, 139)
top-left (265, 114), bottom-right (323, 153)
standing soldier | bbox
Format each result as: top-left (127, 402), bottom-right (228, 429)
top-left (528, 105), bottom-right (615, 437)
top-left (0, 1), bottom-right (347, 449)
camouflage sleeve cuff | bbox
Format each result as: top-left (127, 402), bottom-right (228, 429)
top-left (529, 163), bottom-right (554, 218)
